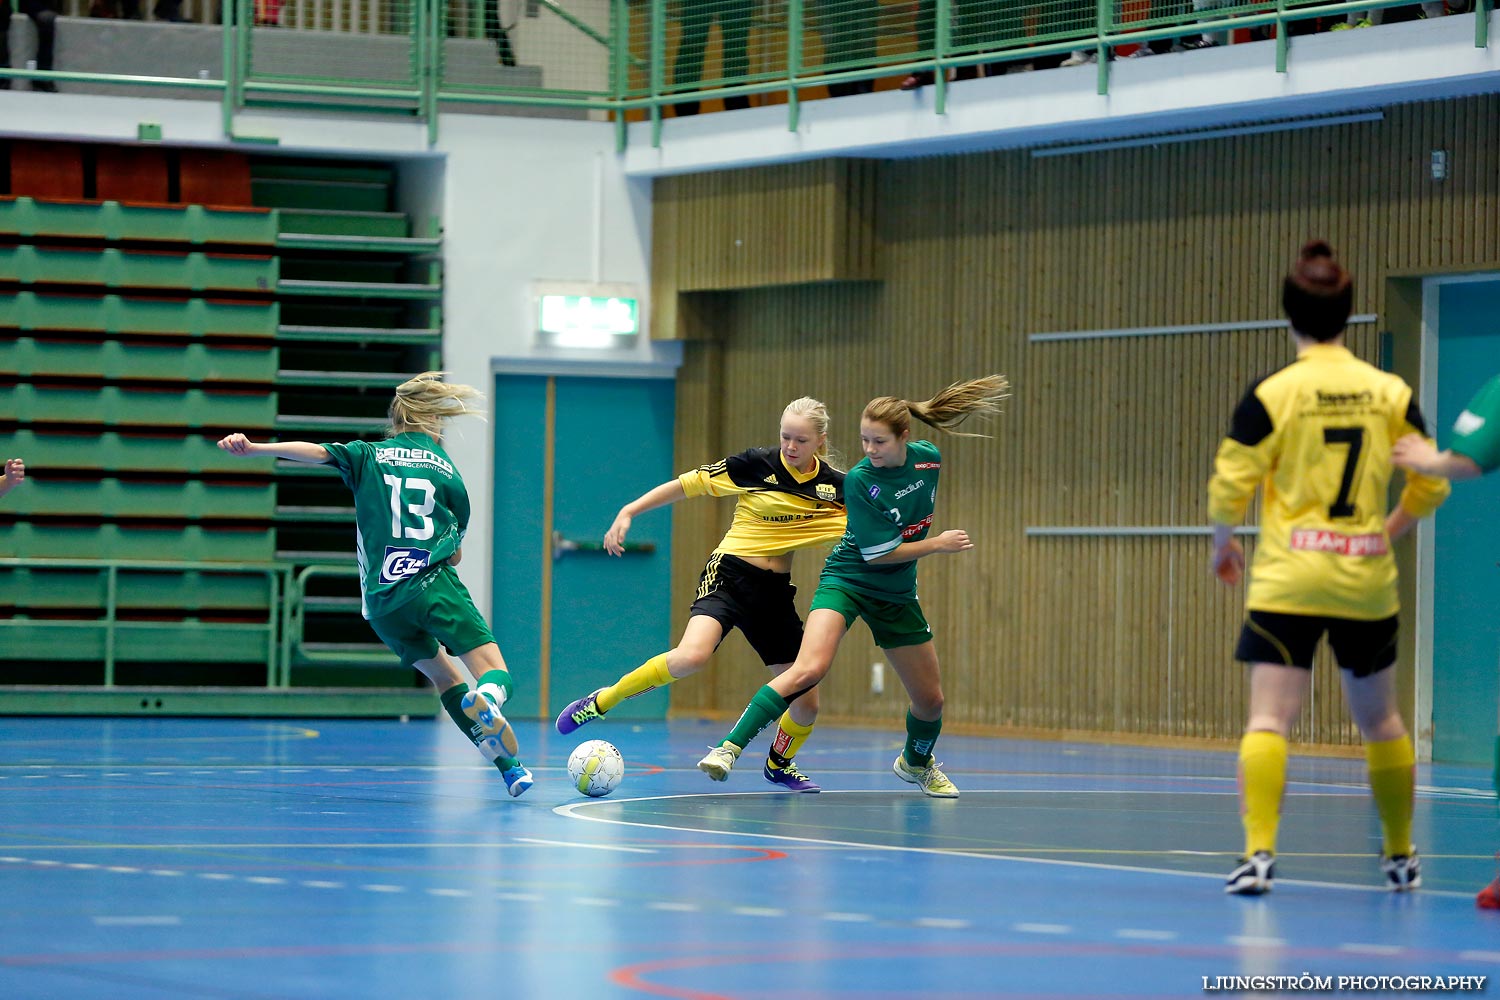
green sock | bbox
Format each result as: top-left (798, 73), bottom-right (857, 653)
top-left (476, 668), bottom-right (514, 706)
top-left (723, 685), bottom-right (790, 750)
top-left (903, 711), bottom-right (942, 767)
top-left (440, 683), bottom-right (518, 771)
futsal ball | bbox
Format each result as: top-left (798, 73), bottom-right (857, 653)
top-left (568, 740), bottom-right (624, 797)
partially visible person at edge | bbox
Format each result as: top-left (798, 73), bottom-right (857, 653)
top-left (1394, 370), bottom-right (1500, 909)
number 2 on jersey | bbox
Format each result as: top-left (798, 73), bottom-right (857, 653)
top-left (1323, 426), bottom-right (1364, 519)
top-left (384, 474), bottom-right (436, 539)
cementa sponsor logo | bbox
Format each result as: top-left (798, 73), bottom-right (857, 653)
top-left (381, 546), bottom-right (432, 583)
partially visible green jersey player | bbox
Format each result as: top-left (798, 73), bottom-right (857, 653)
top-left (1393, 371), bottom-right (1500, 907)
top-left (218, 372), bottom-right (534, 797)
top-left (698, 376), bottom-right (1009, 797)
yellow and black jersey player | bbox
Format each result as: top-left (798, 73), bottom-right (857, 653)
top-left (1210, 241), bottom-right (1450, 896)
top-left (555, 397), bottom-right (846, 792)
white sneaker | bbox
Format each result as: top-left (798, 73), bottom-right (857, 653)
top-left (892, 755), bottom-right (960, 797)
top-left (1060, 51), bottom-right (1097, 67)
top-left (697, 742), bottom-right (742, 781)
top-left (1124, 45), bottom-right (1155, 58)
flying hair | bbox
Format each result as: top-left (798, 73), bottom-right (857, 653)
top-left (388, 371), bottom-right (486, 440)
top-left (862, 375), bottom-right (1011, 439)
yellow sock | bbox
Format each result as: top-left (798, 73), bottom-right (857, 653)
top-left (1365, 735), bottom-right (1415, 857)
top-left (1239, 730), bottom-right (1288, 857)
top-left (767, 711), bottom-right (815, 769)
top-left (595, 653), bottom-right (673, 713)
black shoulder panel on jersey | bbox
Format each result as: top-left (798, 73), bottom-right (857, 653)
top-left (1405, 399), bottom-right (1429, 436)
top-left (1227, 377), bottom-right (1274, 447)
top-left (723, 448), bottom-right (778, 488)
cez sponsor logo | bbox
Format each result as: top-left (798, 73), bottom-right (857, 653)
top-left (381, 546), bottom-right (432, 584)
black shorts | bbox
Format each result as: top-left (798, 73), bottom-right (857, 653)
top-left (1235, 610), bottom-right (1399, 678)
top-left (689, 552), bottom-right (804, 666)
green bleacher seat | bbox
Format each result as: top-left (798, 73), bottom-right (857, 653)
top-left (0, 197), bottom-right (277, 246)
top-left (0, 523), bottom-right (277, 561)
top-left (5, 431), bottom-right (277, 475)
top-left (0, 566), bottom-right (273, 612)
top-left (0, 292), bottom-right (278, 339)
top-left (1, 246), bottom-right (278, 293)
top-left (4, 385), bottom-right (277, 429)
top-left (7, 338), bottom-right (278, 384)
top-left (8, 479), bottom-right (275, 520)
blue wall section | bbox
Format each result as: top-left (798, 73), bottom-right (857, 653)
top-left (491, 375), bottom-right (550, 719)
top-left (550, 376), bottom-right (675, 720)
top-left (1430, 280), bottom-right (1500, 764)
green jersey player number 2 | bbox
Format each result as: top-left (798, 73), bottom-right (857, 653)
top-left (217, 372), bottom-right (535, 799)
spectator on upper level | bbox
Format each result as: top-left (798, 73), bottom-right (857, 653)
top-left (1, 1), bottom-right (57, 91)
top-left (673, 0), bottom-right (753, 116)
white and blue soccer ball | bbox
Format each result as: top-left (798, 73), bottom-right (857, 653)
top-left (568, 740), bottom-right (624, 797)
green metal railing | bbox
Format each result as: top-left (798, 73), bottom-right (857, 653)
top-left (0, 557), bottom-right (397, 691)
top-left (0, 0), bottom-right (1489, 146)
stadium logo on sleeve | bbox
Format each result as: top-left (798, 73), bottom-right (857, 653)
top-left (381, 546), bottom-right (432, 583)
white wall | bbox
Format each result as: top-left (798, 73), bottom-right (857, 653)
top-left (0, 96), bottom-right (674, 616)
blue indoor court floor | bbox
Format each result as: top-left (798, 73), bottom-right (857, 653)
top-left (2, 716), bottom-right (1499, 1000)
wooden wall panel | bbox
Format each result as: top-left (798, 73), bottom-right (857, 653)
top-left (655, 94), bottom-right (1500, 747)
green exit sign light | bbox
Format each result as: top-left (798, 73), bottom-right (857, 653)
top-left (539, 295), bottom-right (639, 338)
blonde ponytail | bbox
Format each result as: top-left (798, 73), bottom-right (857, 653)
top-left (388, 371), bottom-right (486, 439)
top-left (863, 375), bottom-right (1009, 438)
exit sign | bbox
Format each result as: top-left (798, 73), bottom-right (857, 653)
top-left (538, 294), bottom-right (640, 338)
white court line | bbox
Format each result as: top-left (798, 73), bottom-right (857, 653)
top-left (91, 916), bottom-right (181, 927)
top-left (1459, 950), bottom-right (1500, 962)
top-left (198, 873), bottom-right (234, 881)
top-left (362, 884), bottom-right (404, 893)
top-left (1117, 929), bottom-right (1178, 941)
top-left (1228, 936), bottom-right (1287, 948)
top-left (648, 902), bottom-right (700, 912)
top-left (426, 888), bottom-right (470, 897)
top-left (244, 877), bottom-right (285, 885)
top-left (301, 880), bottom-right (343, 889)
top-left (916, 917), bottom-right (970, 929)
top-left (148, 870), bottom-right (184, 877)
top-left (1015, 923), bottom-right (1071, 935)
top-left (730, 906), bottom-right (784, 918)
top-left (496, 892), bottom-right (542, 902)
top-left (512, 837), bottom-right (656, 854)
top-left (823, 912), bottom-right (874, 922)
top-left (573, 897), bottom-right (620, 907)
top-left (1339, 943), bottom-right (1404, 955)
top-left (554, 792), bottom-right (1475, 898)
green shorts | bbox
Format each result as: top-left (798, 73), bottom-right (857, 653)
top-left (809, 581), bottom-right (932, 650)
top-left (367, 566), bottom-right (495, 668)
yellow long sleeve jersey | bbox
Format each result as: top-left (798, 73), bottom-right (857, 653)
top-left (678, 447), bottom-right (847, 559)
top-left (1208, 343), bottom-right (1451, 619)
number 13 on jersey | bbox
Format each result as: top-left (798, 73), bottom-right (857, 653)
top-left (384, 475), bottom-right (436, 540)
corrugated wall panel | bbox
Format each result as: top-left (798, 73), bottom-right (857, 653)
top-left (654, 95), bottom-right (1500, 746)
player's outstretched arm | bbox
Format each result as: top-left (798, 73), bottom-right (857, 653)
top-left (217, 433), bottom-right (331, 464)
top-left (604, 479), bottom-right (687, 556)
top-left (866, 529), bottom-right (974, 565)
top-left (1392, 433), bottom-right (1482, 482)
top-left (0, 458), bottom-right (25, 500)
